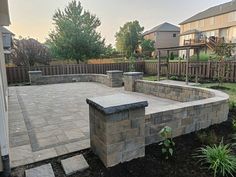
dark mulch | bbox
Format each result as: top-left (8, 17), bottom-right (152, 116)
top-left (11, 108), bottom-right (236, 177)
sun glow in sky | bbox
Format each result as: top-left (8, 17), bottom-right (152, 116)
top-left (8, 0), bottom-right (229, 46)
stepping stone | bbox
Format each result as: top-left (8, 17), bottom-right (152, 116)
top-left (61, 155), bottom-right (89, 176)
top-left (25, 164), bottom-right (55, 177)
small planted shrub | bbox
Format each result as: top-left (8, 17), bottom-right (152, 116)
top-left (196, 130), bottom-right (218, 145)
top-left (159, 126), bottom-right (175, 159)
top-left (232, 119), bottom-right (236, 132)
top-left (196, 142), bottom-right (236, 177)
top-left (229, 101), bottom-right (236, 111)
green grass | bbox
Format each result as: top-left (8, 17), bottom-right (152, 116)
top-left (200, 83), bottom-right (236, 102)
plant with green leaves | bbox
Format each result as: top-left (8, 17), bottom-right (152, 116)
top-left (115, 20), bottom-right (144, 58)
top-left (232, 120), bottom-right (236, 132)
top-left (159, 126), bottom-right (175, 159)
top-left (196, 141), bottom-right (236, 177)
top-left (47, 0), bottom-right (106, 63)
top-left (213, 42), bottom-right (235, 86)
top-left (229, 100), bottom-right (236, 111)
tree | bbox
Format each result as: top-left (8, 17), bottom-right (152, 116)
top-left (115, 21), bottom-right (144, 57)
top-left (11, 38), bottom-right (51, 66)
top-left (213, 42), bottom-right (235, 86)
top-left (47, 0), bottom-right (106, 63)
top-left (140, 39), bottom-right (155, 57)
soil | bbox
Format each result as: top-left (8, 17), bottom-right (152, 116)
top-left (10, 108), bottom-right (236, 177)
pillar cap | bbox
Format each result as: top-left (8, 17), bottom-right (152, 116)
top-left (86, 93), bottom-right (148, 115)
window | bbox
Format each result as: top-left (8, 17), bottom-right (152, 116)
top-left (173, 34), bottom-right (177, 37)
top-left (209, 17), bottom-right (215, 25)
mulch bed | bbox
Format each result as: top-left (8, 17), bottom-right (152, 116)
top-left (11, 108), bottom-right (236, 177)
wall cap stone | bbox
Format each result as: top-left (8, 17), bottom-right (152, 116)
top-left (124, 72), bottom-right (143, 76)
top-left (28, 71), bottom-right (42, 74)
top-left (106, 70), bottom-right (123, 74)
top-left (86, 93), bottom-right (148, 115)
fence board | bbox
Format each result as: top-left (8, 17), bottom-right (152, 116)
top-left (6, 61), bottom-right (236, 84)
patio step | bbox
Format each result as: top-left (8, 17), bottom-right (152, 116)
top-left (61, 154), bottom-right (89, 176)
top-left (25, 163), bottom-right (55, 177)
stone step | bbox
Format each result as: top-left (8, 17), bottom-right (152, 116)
top-left (25, 164), bottom-right (55, 177)
top-left (61, 154), bottom-right (89, 176)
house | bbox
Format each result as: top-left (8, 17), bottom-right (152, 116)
top-left (0, 0), bottom-right (11, 176)
top-left (179, 0), bottom-right (236, 57)
top-left (143, 22), bottom-right (180, 56)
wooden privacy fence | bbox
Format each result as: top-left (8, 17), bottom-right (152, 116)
top-left (144, 61), bottom-right (236, 82)
top-left (6, 62), bottom-right (145, 84)
top-left (6, 61), bottom-right (236, 84)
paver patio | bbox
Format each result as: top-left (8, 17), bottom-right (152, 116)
top-left (8, 82), bottom-right (179, 167)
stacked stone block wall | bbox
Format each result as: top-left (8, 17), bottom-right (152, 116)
top-left (89, 106), bottom-right (146, 167)
top-left (145, 99), bottom-right (229, 145)
top-left (135, 80), bottom-right (214, 102)
top-left (133, 80), bottom-right (229, 145)
top-left (29, 70), bottom-right (123, 87)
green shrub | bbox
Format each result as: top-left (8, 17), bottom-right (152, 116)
top-left (196, 142), bottom-right (236, 177)
top-left (229, 101), bottom-right (236, 111)
top-left (159, 126), bottom-right (175, 159)
top-left (232, 120), bottom-right (236, 132)
top-left (196, 130), bottom-right (218, 145)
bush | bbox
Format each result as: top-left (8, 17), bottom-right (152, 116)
top-left (232, 120), bottom-right (236, 132)
top-left (159, 126), bottom-right (175, 159)
top-left (229, 101), bottom-right (236, 111)
top-left (196, 130), bottom-right (218, 145)
top-left (196, 142), bottom-right (236, 177)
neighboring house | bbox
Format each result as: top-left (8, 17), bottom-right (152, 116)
top-left (143, 22), bottom-right (180, 56)
top-left (0, 0), bottom-right (11, 176)
top-left (179, 0), bottom-right (236, 57)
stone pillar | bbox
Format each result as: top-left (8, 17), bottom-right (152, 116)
top-left (86, 94), bottom-right (148, 167)
top-left (106, 70), bottom-right (123, 87)
top-left (124, 72), bottom-right (143, 92)
top-left (28, 71), bottom-right (42, 85)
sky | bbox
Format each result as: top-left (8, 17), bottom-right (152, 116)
top-left (8, 0), bottom-right (230, 46)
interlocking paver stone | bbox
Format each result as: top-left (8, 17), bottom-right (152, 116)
top-left (9, 82), bottom-right (179, 167)
top-left (61, 155), bottom-right (89, 176)
top-left (25, 164), bottom-right (55, 177)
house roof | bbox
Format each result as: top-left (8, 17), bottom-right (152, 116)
top-left (0, 26), bottom-right (14, 35)
top-left (180, 0), bottom-right (236, 25)
top-left (143, 22), bottom-right (180, 36)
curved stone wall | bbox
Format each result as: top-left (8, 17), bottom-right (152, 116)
top-left (135, 80), bottom-right (214, 102)
top-left (134, 80), bottom-right (229, 145)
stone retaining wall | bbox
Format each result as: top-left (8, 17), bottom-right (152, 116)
top-left (133, 80), bottom-right (229, 145)
top-left (28, 70), bottom-right (123, 87)
top-left (135, 80), bottom-right (214, 102)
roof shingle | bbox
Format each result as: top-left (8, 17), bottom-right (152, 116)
top-left (180, 0), bottom-right (236, 25)
top-left (143, 22), bottom-right (180, 36)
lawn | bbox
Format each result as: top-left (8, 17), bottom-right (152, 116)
top-left (200, 83), bottom-right (236, 103)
